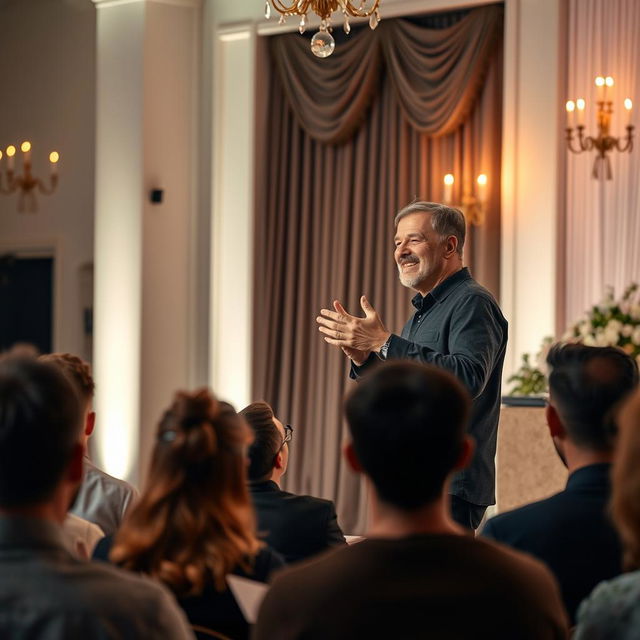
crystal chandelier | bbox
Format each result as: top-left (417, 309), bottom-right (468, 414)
top-left (264, 0), bottom-right (382, 58)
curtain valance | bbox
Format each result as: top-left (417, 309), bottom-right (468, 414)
top-left (270, 5), bottom-right (503, 144)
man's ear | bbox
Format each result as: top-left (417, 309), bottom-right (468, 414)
top-left (274, 451), bottom-right (285, 470)
top-left (443, 235), bottom-right (458, 259)
top-left (453, 436), bottom-right (475, 471)
top-left (66, 443), bottom-right (85, 485)
top-left (85, 411), bottom-right (96, 437)
top-left (343, 441), bottom-right (363, 474)
top-left (546, 404), bottom-right (566, 439)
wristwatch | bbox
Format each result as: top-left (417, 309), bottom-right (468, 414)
top-left (378, 335), bottom-right (392, 360)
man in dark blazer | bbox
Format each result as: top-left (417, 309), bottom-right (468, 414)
top-left (240, 402), bottom-right (345, 564)
top-left (482, 343), bottom-right (639, 623)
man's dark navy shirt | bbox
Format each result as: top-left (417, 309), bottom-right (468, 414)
top-left (351, 267), bottom-right (508, 506)
top-left (481, 463), bottom-right (622, 624)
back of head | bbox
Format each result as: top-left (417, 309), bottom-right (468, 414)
top-left (241, 401), bottom-right (282, 482)
top-left (547, 343), bottom-right (639, 451)
top-left (0, 356), bottom-right (82, 508)
top-left (112, 388), bottom-right (260, 594)
top-left (345, 361), bottom-right (470, 509)
top-left (38, 352), bottom-right (95, 404)
top-left (612, 389), bottom-right (640, 570)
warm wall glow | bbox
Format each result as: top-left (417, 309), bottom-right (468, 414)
top-left (6, 145), bottom-right (16, 157)
top-left (576, 98), bottom-right (585, 110)
top-left (595, 76), bottom-right (605, 87)
top-left (444, 173), bottom-right (455, 185)
top-left (21, 141), bottom-right (31, 153)
top-left (477, 173), bottom-right (488, 186)
top-left (565, 100), bottom-right (575, 112)
top-left (624, 98), bottom-right (633, 110)
top-left (49, 151), bottom-right (60, 163)
top-left (605, 76), bottom-right (614, 87)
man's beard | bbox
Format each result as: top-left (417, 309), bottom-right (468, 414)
top-left (397, 260), bottom-right (427, 289)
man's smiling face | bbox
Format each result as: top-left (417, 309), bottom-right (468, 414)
top-left (394, 212), bottom-right (447, 293)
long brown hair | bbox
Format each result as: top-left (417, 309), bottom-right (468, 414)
top-left (110, 389), bottom-right (261, 594)
top-left (612, 389), bottom-right (640, 570)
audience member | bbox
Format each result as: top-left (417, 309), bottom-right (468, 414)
top-left (254, 361), bottom-right (568, 639)
top-left (0, 356), bottom-right (194, 638)
top-left (39, 353), bottom-right (138, 536)
top-left (109, 389), bottom-right (284, 640)
top-left (482, 344), bottom-right (637, 622)
top-left (575, 387), bottom-right (640, 639)
top-left (240, 401), bottom-right (345, 563)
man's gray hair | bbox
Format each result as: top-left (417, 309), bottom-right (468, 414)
top-left (394, 201), bottom-right (466, 257)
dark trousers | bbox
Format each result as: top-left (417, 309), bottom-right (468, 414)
top-left (450, 495), bottom-right (487, 531)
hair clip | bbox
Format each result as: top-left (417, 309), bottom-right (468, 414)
top-left (159, 430), bottom-right (178, 443)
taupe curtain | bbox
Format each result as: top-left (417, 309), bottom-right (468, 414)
top-left (253, 6), bottom-right (504, 533)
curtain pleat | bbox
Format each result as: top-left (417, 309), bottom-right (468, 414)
top-left (253, 7), bottom-right (504, 533)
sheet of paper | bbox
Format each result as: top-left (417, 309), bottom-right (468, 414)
top-left (227, 574), bottom-right (269, 624)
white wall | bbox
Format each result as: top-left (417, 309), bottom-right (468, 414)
top-left (0, 0), bottom-right (96, 360)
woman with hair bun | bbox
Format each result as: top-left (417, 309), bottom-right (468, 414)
top-left (109, 389), bottom-right (284, 639)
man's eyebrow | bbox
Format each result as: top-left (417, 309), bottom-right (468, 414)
top-left (395, 232), bottom-right (425, 241)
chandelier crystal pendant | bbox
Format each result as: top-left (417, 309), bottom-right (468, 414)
top-left (265, 0), bottom-right (382, 58)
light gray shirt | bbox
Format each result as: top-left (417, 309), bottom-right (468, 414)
top-left (0, 516), bottom-right (194, 639)
top-left (71, 458), bottom-right (139, 536)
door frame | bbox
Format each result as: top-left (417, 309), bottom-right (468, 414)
top-left (0, 236), bottom-right (62, 352)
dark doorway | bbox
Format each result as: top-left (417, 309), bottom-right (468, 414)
top-left (0, 254), bottom-right (54, 354)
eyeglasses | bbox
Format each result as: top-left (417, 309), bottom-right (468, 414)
top-left (277, 424), bottom-right (293, 453)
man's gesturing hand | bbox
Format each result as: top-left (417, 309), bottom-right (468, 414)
top-left (316, 296), bottom-right (390, 365)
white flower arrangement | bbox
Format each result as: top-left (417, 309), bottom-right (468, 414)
top-left (508, 283), bottom-right (640, 396)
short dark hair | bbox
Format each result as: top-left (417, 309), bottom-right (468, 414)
top-left (39, 352), bottom-right (95, 402)
top-left (547, 343), bottom-right (639, 451)
top-left (394, 201), bottom-right (466, 257)
top-left (0, 357), bottom-right (83, 507)
top-left (345, 361), bottom-right (471, 509)
top-left (240, 401), bottom-right (283, 482)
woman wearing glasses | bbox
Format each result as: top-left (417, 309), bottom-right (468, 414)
top-left (104, 390), bottom-right (284, 640)
top-left (241, 401), bottom-right (346, 564)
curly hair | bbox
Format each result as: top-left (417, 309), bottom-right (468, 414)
top-left (612, 389), bottom-right (640, 570)
top-left (110, 389), bottom-right (261, 594)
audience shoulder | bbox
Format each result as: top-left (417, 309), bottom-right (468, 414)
top-left (575, 572), bottom-right (640, 639)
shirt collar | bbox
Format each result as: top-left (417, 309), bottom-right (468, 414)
top-left (249, 480), bottom-right (280, 493)
top-left (566, 463), bottom-right (612, 491)
top-left (0, 515), bottom-right (69, 553)
top-left (411, 267), bottom-right (471, 310)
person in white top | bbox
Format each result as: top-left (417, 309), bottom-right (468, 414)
top-left (39, 353), bottom-right (139, 536)
top-left (63, 512), bottom-right (104, 559)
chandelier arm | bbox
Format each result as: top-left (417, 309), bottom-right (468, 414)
top-left (565, 129), bottom-right (584, 154)
top-left (614, 127), bottom-right (635, 153)
top-left (35, 176), bottom-right (58, 196)
top-left (344, 0), bottom-right (380, 17)
top-left (270, 0), bottom-right (307, 15)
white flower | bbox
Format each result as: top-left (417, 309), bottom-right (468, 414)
top-left (631, 305), bottom-right (640, 320)
top-left (604, 327), bottom-right (620, 345)
top-left (595, 330), bottom-right (610, 346)
top-left (579, 322), bottom-right (591, 337)
top-left (622, 324), bottom-right (634, 338)
top-left (583, 335), bottom-right (597, 346)
top-left (632, 327), bottom-right (640, 345)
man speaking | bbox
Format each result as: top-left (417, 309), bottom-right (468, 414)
top-left (316, 201), bottom-right (507, 530)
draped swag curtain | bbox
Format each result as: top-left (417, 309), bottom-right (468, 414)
top-left (253, 5), bottom-right (504, 533)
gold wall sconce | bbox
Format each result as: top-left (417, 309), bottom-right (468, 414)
top-left (442, 173), bottom-right (488, 226)
top-left (565, 76), bottom-right (634, 180)
top-left (0, 141), bottom-right (60, 212)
